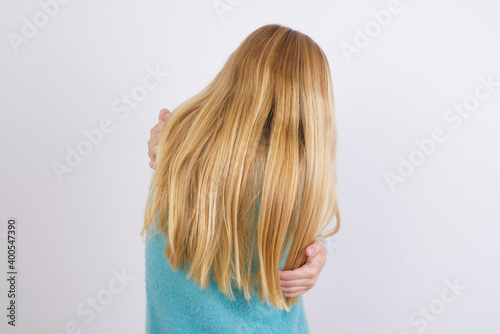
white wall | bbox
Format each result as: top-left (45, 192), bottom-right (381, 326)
top-left (1, 0), bottom-right (499, 333)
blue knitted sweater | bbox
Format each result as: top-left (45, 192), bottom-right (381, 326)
top-left (144, 174), bottom-right (310, 333)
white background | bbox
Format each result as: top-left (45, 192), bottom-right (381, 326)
top-left (1, 0), bottom-right (499, 333)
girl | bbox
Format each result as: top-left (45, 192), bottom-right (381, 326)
top-left (142, 24), bottom-right (340, 333)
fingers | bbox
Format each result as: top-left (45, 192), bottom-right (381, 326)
top-left (306, 240), bottom-right (322, 256)
top-left (282, 290), bottom-right (309, 298)
top-left (281, 286), bottom-right (312, 297)
top-left (280, 278), bottom-right (311, 287)
top-left (148, 109), bottom-right (171, 169)
top-left (159, 108), bottom-right (171, 122)
top-left (147, 134), bottom-right (159, 160)
top-left (279, 269), bottom-right (317, 297)
top-left (148, 136), bottom-right (158, 169)
top-left (279, 266), bottom-right (315, 281)
top-left (277, 239), bottom-right (328, 297)
top-left (279, 243), bottom-right (323, 282)
top-left (281, 281), bottom-right (315, 297)
top-left (149, 122), bottom-right (163, 140)
top-left (279, 267), bottom-right (317, 287)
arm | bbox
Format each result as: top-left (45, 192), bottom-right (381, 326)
top-left (147, 109), bottom-right (328, 297)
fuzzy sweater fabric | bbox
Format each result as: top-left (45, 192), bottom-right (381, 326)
top-left (144, 171), bottom-right (312, 333)
top-left (144, 226), bottom-right (310, 334)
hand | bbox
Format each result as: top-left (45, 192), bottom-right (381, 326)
top-left (279, 239), bottom-right (327, 297)
top-left (148, 108), bottom-right (171, 169)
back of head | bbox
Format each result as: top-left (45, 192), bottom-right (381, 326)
top-left (143, 24), bottom-right (340, 311)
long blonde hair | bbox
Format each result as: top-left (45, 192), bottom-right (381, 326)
top-left (142, 24), bottom-right (340, 311)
